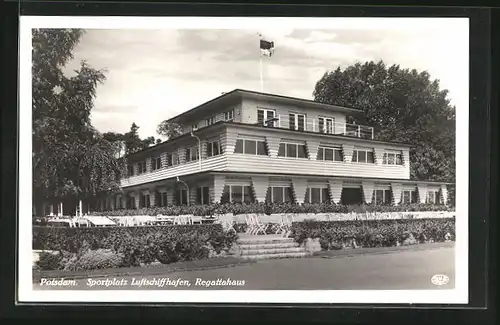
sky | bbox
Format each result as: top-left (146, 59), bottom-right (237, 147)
top-left (63, 19), bottom-right (469, 139)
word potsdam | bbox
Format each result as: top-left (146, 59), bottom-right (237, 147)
top-left (40, 278), bottom-right (77, 286)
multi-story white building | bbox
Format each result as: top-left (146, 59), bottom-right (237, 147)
top-left (111, 89), bottom-right (450, 210)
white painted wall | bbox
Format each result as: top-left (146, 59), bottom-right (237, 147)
top-left (240, 97), bottom-right (347, 131)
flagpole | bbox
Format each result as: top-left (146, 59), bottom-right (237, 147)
top-left (260, 55), bottom-right (263, 93)
top-left (258, 32), bottom-right (264, 93)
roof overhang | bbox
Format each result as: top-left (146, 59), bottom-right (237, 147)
top-left (209, 171), bottom-right (454, 185)
top-left (168, 89), bottom-right (364, 125)
top-left (121, 170), bottom-right (454, 190)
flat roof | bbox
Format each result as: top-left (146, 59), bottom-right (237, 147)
top-left (167, 89), bottom-right (364, 124)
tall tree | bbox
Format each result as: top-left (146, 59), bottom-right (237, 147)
top-left (157, 120), bottom-right (184, 139)
top-left (32, 29), bottom-right (122, 215)
top-left (122, 123), bottom-right (157, 155)
top-left (102, 131), bottom-right (126, 158)
top-left (313, 60), bottom-right (455, 185)
top-left (141, 136), bottom-right (156, 149)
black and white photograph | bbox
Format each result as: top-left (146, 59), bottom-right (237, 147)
top-left (19, 16), bottom-right (469, 304)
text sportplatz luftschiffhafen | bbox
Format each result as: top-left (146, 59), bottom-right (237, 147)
top-left (39, 277), bottom-right (246, 288)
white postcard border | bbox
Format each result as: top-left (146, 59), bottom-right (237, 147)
top-left (18, 16), bottom-right (469, 304)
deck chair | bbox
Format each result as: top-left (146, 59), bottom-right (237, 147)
top-left (275, 214), bottom-right (287, 235)
top-left (282, 214), bottom-right (294, 237)
top-left (245, 214), bottom-right (255, 234)
top-left (253, 214), bottom-right (268, 235)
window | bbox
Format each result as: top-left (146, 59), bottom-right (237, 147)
top-left (140, 194), bottom-right (150, 208)
top-left (224, 110), bottom-right (234, 121)
top-left (192, 123), bottom-right (198, 131)
top-left (127, 196), bottom-right (136, 209)
top-left (383, 152), bottom-right (403, 165)
top-left (266, 186), bottom-right (293, 203)
top-left (402, 190), bottom-right (418, 204)
top-left (257, 108), bottom-right (277, 127)
top-left (196, 186), bottom-right (210, 205)
top-left (317, 146), bottom-right (343, 162)
top-left (160, 192), bottom-right (168, 207)
top-left (319, 117), bottom-right (335, 134)
top-left (175, 189), bottom-right (188, 206)
top-left (244, 140), bottom-right (257, 154)
top-left (278, 142), bottom-right (308, 158)
top-left (289, 113), bottom-right (305, 131)
top-left (352, 149), bottom-right (374, 163)
top-left (426, 190), bottom-right (441, 204)
top-left (137, 161), bottom-right (147, 174)
top-left (167, 152), bottom-right (180, 166)
top-left (221, 185), bottom-right (254, 204)
top-left (257, 141), bottom-right (267, 155)
top-left (374, 189), bottom-right (392, 205)
top-left (151, 156), bottom-right (162, 171)
top-left (185, 147), bottom-right (199, 162)
top-left (128, 165), bottom-right (134, 177)
top-left (234, 139), bottom-right (268, 155)
top-left (206, 116), bottom-right (216, 126)
top-left (304, 187), bottom-right (330, 203)
top-left (171, 152), bottom-right (179, 166)
top-left (207, 140), bottom-right (222, 157)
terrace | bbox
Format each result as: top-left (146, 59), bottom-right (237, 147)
top-left (258, 114), bottom-right (374, 139)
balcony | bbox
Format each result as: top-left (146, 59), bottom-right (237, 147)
top-left (258, 115), bottom-right (374, 139)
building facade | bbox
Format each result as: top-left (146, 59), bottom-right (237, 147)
top-left (109, 89), bottom-right (450, 210)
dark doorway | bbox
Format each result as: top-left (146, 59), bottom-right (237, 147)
top-left (341, 188), bottom-right (363, 205)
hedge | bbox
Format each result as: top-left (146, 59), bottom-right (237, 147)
top-left (290, 218), bottom-right (455, 250)
top-left (33, 224), bottom-right (238, 269)
top-left (36, 249), bottom-right (124, 271)
top-left (86, 202), bottom-right (451, 217)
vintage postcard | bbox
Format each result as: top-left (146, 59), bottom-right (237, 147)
top-left (19, 16), bottom-right (469, 304)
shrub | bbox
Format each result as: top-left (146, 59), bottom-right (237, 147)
top-left (36, 251), bottom-right (63, 270)
top-left (33, 224), bottom-right (239, 269)
top-left (66, 249), bottom-right (124, 271)
top-left (290, 218), bottom-right (455, 250)
top-left (88, 202), bottom-right (451, 218)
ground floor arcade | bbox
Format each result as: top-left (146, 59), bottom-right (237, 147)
top-left (100, 172), bottom-right (450, 211)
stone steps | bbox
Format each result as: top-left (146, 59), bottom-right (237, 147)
top-left (240, 251), bottom-right (308, 260)
top-left (236, 236), bottom-right (307, 260)
top-left (238, 242), bottom-right (300, 250)
top-left (240, 247), bottom-right (305, 256)
top-left (237, 238), bottom-right (295, 245)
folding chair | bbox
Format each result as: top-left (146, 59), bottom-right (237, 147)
top-left (282, 214), bottom-right (294, 237)
top-left (252, 215), bottom-right (268, 235)
top-left (245, 214), bottom-right (255, 234)
top-left (216, 218), bottom-right (236, 234)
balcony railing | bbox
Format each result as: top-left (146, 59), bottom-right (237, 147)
top-left (258, 115), bottom-right (374, 139)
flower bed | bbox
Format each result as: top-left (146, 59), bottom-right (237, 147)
top-left (290, 218), bottom-right (455, 250)
top-left (87, 203), bottom-right (452, 217)
top-left (33, 224), bottom-right (238, 271)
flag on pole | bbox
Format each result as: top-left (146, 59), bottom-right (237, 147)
top-left (260, 38), bottom-right (275, 57)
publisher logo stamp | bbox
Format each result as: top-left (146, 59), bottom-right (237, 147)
top-left (431, 274), bottom-right (449, 286)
